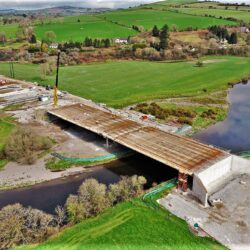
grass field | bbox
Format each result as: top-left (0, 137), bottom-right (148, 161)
top-left (0, 56), bottom-right (250, 107)
top-left (100, 9), bottom-right (235, 31)
top-left (17, 198), bottom-right (225, 250)
top-left (180, 2), bottom-right (250, 11)
top-left (173, 7), bottom-right (250, 23)
top-left (0, 115), bottom-right (15, 150)
top-left (144, 0), bottom-right (198, 8)
top-left (1, 6), bottom-right (236, 41)
top-left (0, 23), bottom-right (19, 39)
top-left (34, 15), bottom-right (137, 42)
top-left (172, 32), bottom-right (204, 44)
top-left (0, 115), bottom-right (15, 170)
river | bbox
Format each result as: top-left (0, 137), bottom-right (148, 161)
top-left (194, 81), bottom-right (250, 153)
top-left (0, 155), bottom-right (177, 213)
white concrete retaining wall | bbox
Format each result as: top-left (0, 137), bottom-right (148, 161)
top-left (192, 156), bottom-right (232, 206)
top-left (231, 155), bottom-right (250, 174)
top-left (192, 155), bottom-right (250, 206)
top-left (197, 156), bottom-right (232, 189)
top-left (192, 174), bottom-right (209, 207)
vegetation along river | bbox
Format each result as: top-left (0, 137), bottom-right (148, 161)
top-left (0, 80), bottom-right (249, 213)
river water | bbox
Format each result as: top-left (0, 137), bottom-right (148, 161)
top-left (194, 81), bottom-right (250, 153)
top-left (0, 155), bottom-right (177, 213)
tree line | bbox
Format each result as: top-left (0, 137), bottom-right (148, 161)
top-left (208, 25), bottom-right (238, 44)
top-left (151, 24), bottom-right (170, 50)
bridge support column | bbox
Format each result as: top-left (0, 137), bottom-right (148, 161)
top-left (106, 138), bottom-right (110, 148)
top-left (178, 172), bottom-right (188, 192)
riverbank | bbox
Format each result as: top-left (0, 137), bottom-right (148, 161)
top-left (15, 181), bottom-right (226, 250)
top-left (131, 95), bottom-right (229, 134)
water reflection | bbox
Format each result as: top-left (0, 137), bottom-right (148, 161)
top-left (194, 81), bottom-right (250, 153)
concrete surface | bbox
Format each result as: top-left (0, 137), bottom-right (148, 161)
top-left (159, 174), bottom-right (250, 250)
top-left (192, 155), bottom-right (250, 206)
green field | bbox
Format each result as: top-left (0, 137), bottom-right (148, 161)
top-left (0, 23), bottom-right (19, 39)
top-left (173, 7), bottom-right (250, 23)
top-left (34, 15), bottom-right (137, 42)
top-left (180, 2), bottom-right (250, 11)
top-left (0, 115), bottom-right (15, 170)
top-left (0, 116), bottom-right (15, 150)
top-left (17, 199), bottom-right (225, 250)
top-left (0, 56), bottom-right (250, 107)
top-left (144, 0), bottom-right (198, 8)
top-left (100, 9), bottom-right (235, 31)
top-left (1, 6), bottom-right (236, 41)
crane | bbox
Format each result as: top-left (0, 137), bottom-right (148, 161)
top-left (53, 52), bottom-right (60, 107)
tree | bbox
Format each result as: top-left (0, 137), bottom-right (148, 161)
top-left (16, 19), bottom-right (34, 41)
top-left (41, 41), bottom-right (48, 52)
top-left (0, 204), bottom-right (55, 249)
top-left (66, 179), bottom-right (110, 223)
top-left (208, 25), bottom-right (229, 40)
top-left (54, 206), bottom-right (66, 227)
top-left (44, 31), bottom-right (56, 43)
top-left (104, 38), bottom-right (111, 48)
top-left (78, 179), bottom-right (110, 216)
top-left (109, 175), bottom-right (147, 204)
top-left (84, 37), bottom-right (93, 47)
top-left (152, 25), bottom-right (159, 37)
top-left (196, 59), bottom-right (204, 67)
top-left (246, 34), bottom-right (250, 45)
top-left (4, 127), bottom-right (52, 164)
top-left (0, 32), bottom-right (6, 45)
top-left (159, 24), bottom-right (169, 50)
top-left (16, 27), bottom-right (26, 41)
top-left (229, 32), bottom-right (237, 44)
top-left (172, 24), bottom-right (177, 32)
top-left (30, 34), bottom-right (37, 44)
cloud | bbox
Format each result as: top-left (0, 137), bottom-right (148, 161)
top-left (0, 0), bottom-right (158, 10)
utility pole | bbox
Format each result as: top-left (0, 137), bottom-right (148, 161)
top-left (11, 62), bottom-right (14, 78)
top-left (9, 62), bottom-right (14, 78)
top-left (53, 52), bottom-right (60, 107)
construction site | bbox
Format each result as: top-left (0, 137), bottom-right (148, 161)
top-left (1, 73), bottom-right (250, 250)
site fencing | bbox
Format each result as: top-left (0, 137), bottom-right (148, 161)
top-left (142, 178), bottom-right (177, 209)
top-left (51, 150), bottom-right (134, 163)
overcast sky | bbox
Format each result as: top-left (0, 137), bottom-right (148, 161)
top-left (0, 0), bottom-right (249, 10)
top-left (0, 0), bottom-right (158, 10)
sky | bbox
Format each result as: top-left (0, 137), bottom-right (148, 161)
top-left (0, 0), bottom-right (158, 10)
top-left (0, 0), bottom-right (249, 10)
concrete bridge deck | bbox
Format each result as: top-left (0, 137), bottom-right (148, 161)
top-left (48, 103), bottom-right (228, 175)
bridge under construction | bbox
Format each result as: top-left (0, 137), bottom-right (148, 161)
top-left (48, 103), bottom-right (250, 206)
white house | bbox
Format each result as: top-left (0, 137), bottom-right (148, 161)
top-left (49, 43), bottom-right (58, 49)
top-left (240, 26), bottom-right (249, 33)
top-left (114, 38), bottom-right (128, 44)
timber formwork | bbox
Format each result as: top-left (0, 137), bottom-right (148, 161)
top-left (48, 103), bottom-right (228, 175)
